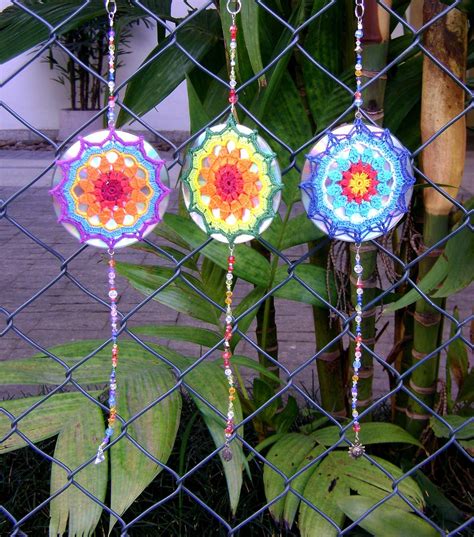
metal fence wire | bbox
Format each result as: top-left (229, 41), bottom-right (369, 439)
top-left (0, 0), bottom-right (473, 535)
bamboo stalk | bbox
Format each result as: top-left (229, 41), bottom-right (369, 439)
top-left (406, 0), bottom-right (467, 435)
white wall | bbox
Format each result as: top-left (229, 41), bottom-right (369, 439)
top-left (0, 0), bottom-right (195, 135)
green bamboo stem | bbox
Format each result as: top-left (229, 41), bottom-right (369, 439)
top-left (406, 0), bottom-right (467, 436)
top-left (309, 242), bottom-right (346, 416)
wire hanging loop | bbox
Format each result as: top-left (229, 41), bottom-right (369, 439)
top-left (353, 0), bottom-right (364, 121)
top-left (105, 0), bottom-right (117, 127)
top-left (226, 0), bottom-right (242, 15)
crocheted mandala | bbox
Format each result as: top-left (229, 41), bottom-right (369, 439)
top-left (51, 129), bottom-right (170, 248)
top-left (300, 121), bottom-right (415, 242)
top-left (181, 116), bottom-right (282, 244)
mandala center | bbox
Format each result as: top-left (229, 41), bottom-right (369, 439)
top-left (338, 160), bottom-right (379, 204)
top-left (95, 171), bottom-right (130, 207)
top-left (349, 172), bottom-right (371, 196)
top-left (214, 164), bottom-right (244, 201)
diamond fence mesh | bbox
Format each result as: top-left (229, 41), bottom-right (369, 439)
top-left (0, 0), bottom-right (473, 535)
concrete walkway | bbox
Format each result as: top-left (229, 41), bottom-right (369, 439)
top-left (1, 148), bottom-right (472, 402)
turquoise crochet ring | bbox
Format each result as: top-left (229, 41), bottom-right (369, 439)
top-left (300, 121), bottom-right (415, 243)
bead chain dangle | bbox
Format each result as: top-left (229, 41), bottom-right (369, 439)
top-left (354, 0), bottom-right (364, 119)
top-left (348, 0), bottom-right (366, 460)
top-left (227, 0), bottom-right (241, 112)
top-left (349, 244), bottom-right (365, 458)
top-left (222, 246), bottom-right (236, 462)
top-left (95, 0), bottom-right (119, 465)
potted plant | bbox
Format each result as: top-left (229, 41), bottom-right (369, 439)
top-left (45, 18), bottom-right (134, 140)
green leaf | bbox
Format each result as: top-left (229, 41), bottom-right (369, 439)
top-left (273, 264), bottom-right (335, 307)
top-left (457, 369), bottom-right (474, 404)
top-left (430, 414), bottom-right (474, 441)
top-left (383, 256), bottom-right (448, 313)
top-left (116, 261), bottom-right (220, 325)
top-left (253, 378), bottom-right (279, 423)
top-left (274, 396), bottom-right (298, 434)
top-left (302, 0), bottom-right (344, 121)
top-left (183, 361), bottom-right (244, 514)
top-left (231, 287), bottom-right (266, 349)
top-left (241, 0), bottom-right (265, 84)
top-left (164, 214), bottom-right (271, 287)
top-left (263, 433), bottom-right (318, 521)
top-left (311, 423), bottom-right (423, 448)
top-left (109, 361), bottom-right (181, 532)
top-left (50, 401), bottom-right (107, 537)
top-left (447, 307), bottom-right (469, 407)
top-left (299, 454), bottom-right (349, 537)
top-left (433, 217), bottom-right (474, 297)
top-left (133, 324), bottom-right (222, 349)
top-left (231, 355), bottom-right (282, 385)
top-left (337, 496), bottom-right (439, 537)
top-left (0, 1), bottom-right (169, 64)
top-left (0, 392), bottom-right (99, 453)
top-left (117, 10), bottom-right (222, 126)
top-left (279, 214), bottom-right (325, 250)
top-left (283, 444), bottom-right (326, 529)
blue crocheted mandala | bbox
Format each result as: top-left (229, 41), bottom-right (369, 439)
top-left (300, 121), bottom-right (415, 242)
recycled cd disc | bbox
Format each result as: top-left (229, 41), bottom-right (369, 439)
top-left (300, 122), bottom-right (415, 242)
top-left (181, 116), bottom-right (282, 244)
top-left (51, 129), bottom-right (170, 249)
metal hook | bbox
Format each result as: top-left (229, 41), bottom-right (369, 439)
top-left (226, 0), bottom-right (242, 16)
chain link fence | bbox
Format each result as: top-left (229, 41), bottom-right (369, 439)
top-left (1, 0), bottom-right (473, 535)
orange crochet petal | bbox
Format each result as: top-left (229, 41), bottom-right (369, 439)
top-left (125, 201), bottom-right (138, 215)
top-left (85, 168), bottom-right (100, 181)
top-left (99, 210), bottom-right (111, 224)
top-left (200, 167), bottom-right (212, 180)
top-left (237, 159), bottom-right (252, 173)
top-left (86, 203), bottom-right (101, 218)
top-left (114, 208), bottom-right (126, 224)
top-left (200, 183), bottom-right (217, 197)
top-left (131, 190), bottom-right (147, 203)
top-left (219, 203), bottom-right (231, 220)
top-left (79, 179), bottom-right (95, 192)
top-left (230, 148), bottom-right (241, 160)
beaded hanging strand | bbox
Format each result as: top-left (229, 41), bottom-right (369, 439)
top-left (222, 246), bottom-right (236, 462)
top-left (348, 0), bottom-right (366, 460)
top-left (95, 0), bottom-right (119, 465)
top-left (227, 0), bottom-right (241, 113)
top-left (220, 0), bottom-right (242, 463)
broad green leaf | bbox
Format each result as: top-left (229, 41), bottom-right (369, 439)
top-left (274, 396), bottom-right (298, 434)
top-left (186, 74), bottom-right (213, 135)
top-left (247, 433), bottom-right (286, 462)
top-left (279, 213), bottom-right (325, 250)
top-left (302, 0), bottom-right (344, 121)
top-left (164, 214), bottom-right (271, 287)
top-left (117, 10), bottom-right (222, 126)
top-left (133, 324), bottom-right (222, 349)
top-left (326, 452), bottom-right (425, 512)
top-left (231, 355), bottom-right (282, 385)
top-left (272, 264), bottom-right (335, 307)
top-left (337, 496), bottom-right (439, 537)
top-left (299, 454), bottom-right (349, 537)
top-left (241, 0), bottom-right (265, 84)
top-left (311, 423), bottom-right (423, 448)
top-left (0, 341), bottom-right (185, 386)
top-left (447, 307), bottom-right (469, 407)
top-left (457, 369), bottom-right (474, 405)
top-left (0, 392), bottom-right (98, 453)
top-left (50, 401), bottom-right (107, 537)
top-left (263, 433), bottom-right (318, 521)
top-left (132, 242), bottom-right (198, 272)
top-left (283, 444), bottom-right (326, 529)
top-left (231, 287), bottom-right (266, 349)
top-left (110, 363), bottom-right (181, 532)
top-left (253, 378), bottom-right (279, 423)
top-left (183, 361), bottom-right (244, 514)
top-left (152, 220), bottom-right (192, 250)
top-left (383, 256), bottom-right (448, 313)
top-left (430, 415), bottom-right (474, 440)
top-left (384, 56), bottom-right (422, 135)
top-left (433, 217), bottom-right (474, 297)
top-left (0, 1), bottom-right (161, 63)
top-left (201, 256), bottom-right (227, 305)
top-left (116, 261), bottom-right (220, 325)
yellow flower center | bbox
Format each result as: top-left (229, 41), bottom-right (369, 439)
top-left (349, 172), bottom-right (371, 196)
